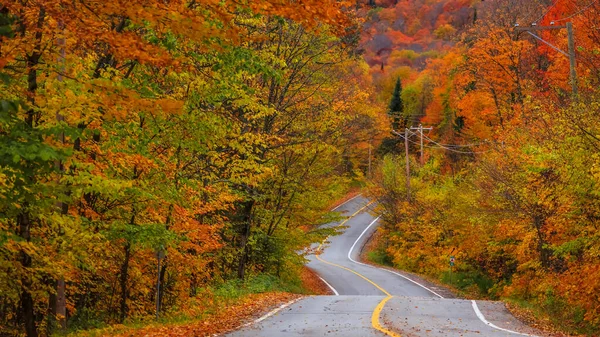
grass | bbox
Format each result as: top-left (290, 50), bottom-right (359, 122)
top-left (504, 295), bottom-right (597, 336)
top-left (213, 274), bottom-right (305, 299)
top-left (503, 289), bottom-right (600, 336)
top-left (366, 248), bottom-right (393, 267)
top-left (439, 269), bottom-right (495, 298)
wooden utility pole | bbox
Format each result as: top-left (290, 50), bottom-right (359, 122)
top-left (566, 22), bottom-right (578, 97)
top-left (419, 125), bottom-right (423, 165)
top-left (392, 126), bottom-right (433, 201)
top-left (367, 139), bottom-right (372, 179)
top-left (404, 128), bottom-right (411, 201)
top-left (409, 124), bottom-right (433, 166)
top-left (515, 23), bottom-right (578, 97)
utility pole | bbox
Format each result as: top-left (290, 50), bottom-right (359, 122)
top-left (367, 138), bottom-right (372, 179)
top-left (566, 22), bottom-right (578, 97)
top-left (410, 124), bottom-right (433, 166)
top-left (515, 22), bottom-right (578, 97)
top-left (392, 126), bottom-right (432, 201)
top-left (419, 125), bottom-right (423, 165)
top-left (404, 128), bottom-right (411, 202)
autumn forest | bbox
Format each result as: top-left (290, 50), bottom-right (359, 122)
top-left (1, 0), bottom-right (600, 336)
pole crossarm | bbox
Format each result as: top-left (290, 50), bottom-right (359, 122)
top-left (515, 25), bottom-right (566, 31)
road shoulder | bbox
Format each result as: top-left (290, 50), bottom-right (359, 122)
top-left (359, 228), bottom-right (457, 299)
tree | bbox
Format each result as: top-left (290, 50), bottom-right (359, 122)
top-left (388, 77), bottom-right (405, 130)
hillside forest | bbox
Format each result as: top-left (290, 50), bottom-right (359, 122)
top-left (1, 0), bottom-right (600, 336)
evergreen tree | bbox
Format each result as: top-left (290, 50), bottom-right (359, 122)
top-left (388, 77), bottom-right (404, 130)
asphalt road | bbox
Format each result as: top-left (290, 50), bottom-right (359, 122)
top-left (227, 196), bottom-right (545, 337)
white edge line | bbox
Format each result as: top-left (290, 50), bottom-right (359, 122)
top-left (315, 193), bottom-right (363, 250)
top-left (348, 216), bottom-right (446, 299)
top-left (331, 193), bottom-right (361, 211)
top-left (471, 300), bottom-right (539, 337)
top-left (242, 297), bottom-right (302, 328)
top-left (312, 193), bottom-right (361, 294)
top-left (318, 276), bottom-right (339, 296)
top-left (317, 193), bottom-right (363, 248)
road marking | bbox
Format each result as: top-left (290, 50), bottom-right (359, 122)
top-left (340, 201), bottom-right (372, 225)
top-left (316, 202), bottom-right (385, 296)
top-left (347, 216), bottom-right (380, 264)
top-left (317, 201), bottom-right (373, 248)
top-left (316, 203), bottom-right (401, 337)
top-left (241, 297), bottom-right (303, 328)
top-left (348, 216), bottom-right (446, 299)
top-left (331, 193), bottom-right (362, 211)
top-left (315, 254), bottom-right (391, 296)
top-left (372, 296), bottom-right (402, 337)
top-left (318, 276), bottom-right (339, 296)
top-left (471, 300), bottom-right (539, 336)
top-left (316, 247), bottom-right (399, 337)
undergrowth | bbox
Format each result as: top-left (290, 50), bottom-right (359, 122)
top-left (61, 273), bottom-right (303, 337)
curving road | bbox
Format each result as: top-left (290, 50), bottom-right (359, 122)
top-left (227, 196), bottom-right (546, 337)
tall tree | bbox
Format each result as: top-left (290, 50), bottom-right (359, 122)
top-left (388, 78), bottom-right (405, 130)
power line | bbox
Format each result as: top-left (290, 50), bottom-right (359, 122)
top-left (533, 0), bottom-right (557, 23)
top-left (421, 134), bottom-right (492, 154)
top-left (426, 139), bottom-right (487, 148)
top-left (394, 129), bottom-right (492, 154)
top-left (554, 0), bottom-right (598, 22)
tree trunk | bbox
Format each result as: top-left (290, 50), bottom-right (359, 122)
top-left (18, 210), bottom-right (38, 337)
top-left (18, 7), bottom-right (46, 337)
top-left (158, 260), bottom-right (167, 312)
top-left (119, 243), bottom-right (131, 323)
top-left (533, 214), bottom-right (551, 269)
top-left (237, 200), bottom-right (254, 279)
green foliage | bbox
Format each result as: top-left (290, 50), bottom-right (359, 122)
top-left (0, 10), bottom-right (14, 38)
top-left (440, 269), bottom-right (494, 296)
top-left (213, 274), bottom-right (303, 300)
top-left (388, 78), bottom-right (403, 113)
top-left (367, 248), bottom-right (393, 267)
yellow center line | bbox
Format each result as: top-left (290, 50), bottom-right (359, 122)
top-left (316, 201), bottom-right (401, 337)
top-left (314, 254), bottom-right (391, 296)
top-left (371, 296), bottom-right (401, 337)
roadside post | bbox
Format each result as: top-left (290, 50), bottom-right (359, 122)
top-left (449, 255), bottom-right (455, 285)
